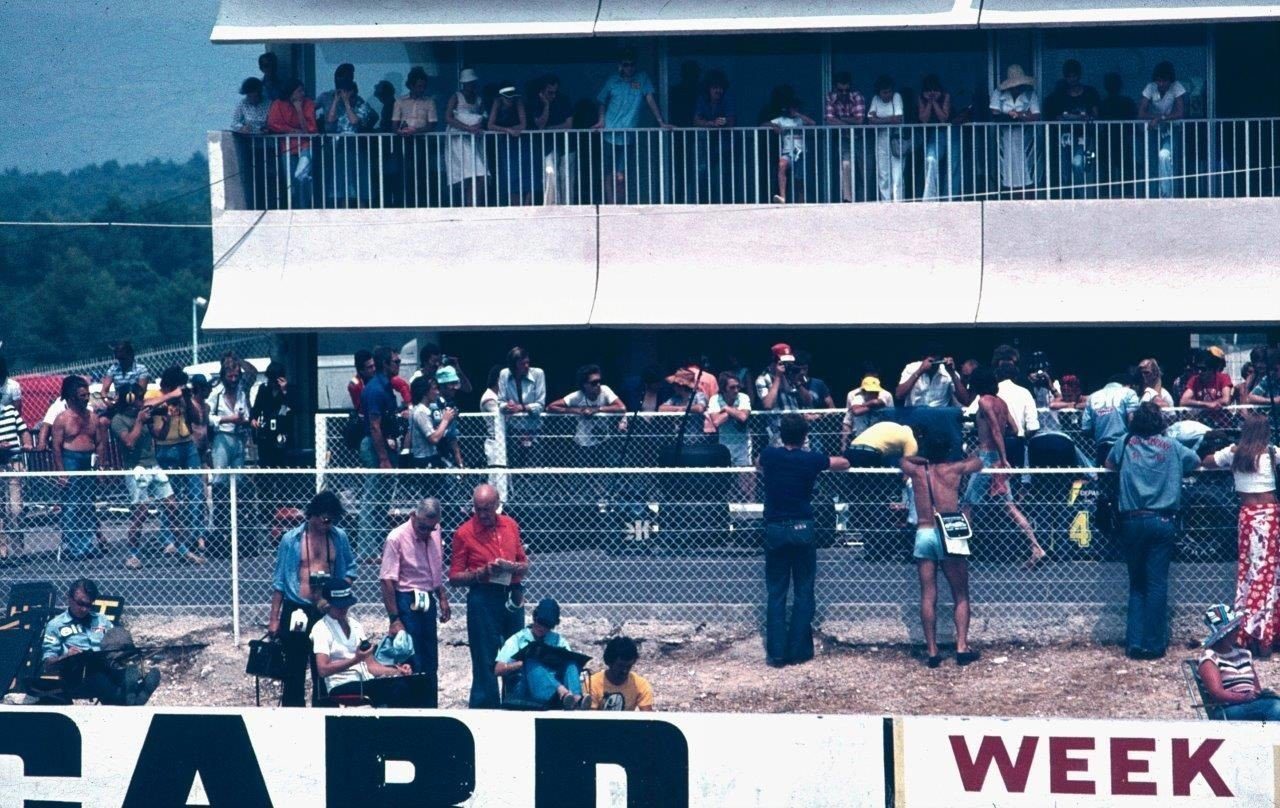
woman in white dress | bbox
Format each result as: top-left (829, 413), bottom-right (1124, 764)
top-left (445, 68), bottom-right (489, 205)
top-left (989, 65), bottom-right (1041, 195)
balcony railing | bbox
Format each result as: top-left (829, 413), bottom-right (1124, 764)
top-left (224, 118), bottom-right (1280, 210)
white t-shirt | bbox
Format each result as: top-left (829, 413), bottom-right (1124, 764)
top-left (842, 388), bottom-right (895, 434)
top-left (707, 392), bottom-right (752, 438)
top-left (771, 116), bottom-right (805, 159)
top-left (1142, 81), bottom-right (1187, 117)
top-left (867, 93), bottom-right (903, 121)
top-left (310, 614), bottom-right (372, 690)
top-left (42, 398), bottom-right (67, 426)
top-left (989, 89), bottom-right (1040, 116)
top-left (0, 379), bottom-right (20, 409)
top-left (563, 385), bottom-right (619, 447)
top-left (998, 379), bottom-right (1040, 437)
top-left (1213, 444), bottom-right (1279, 494)
top-left (1140, 387), bottom-right (1175, 407)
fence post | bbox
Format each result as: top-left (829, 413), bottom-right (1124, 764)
top-left (314, 412), bottom-right (328, 492)
top-left (230, 473), bottom-right (241, 647)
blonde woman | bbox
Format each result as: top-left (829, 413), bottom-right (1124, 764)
top-left (1138, 358), bottom-right (1173, 408)
top-left (1203, 412), bottom-right (1280, 657)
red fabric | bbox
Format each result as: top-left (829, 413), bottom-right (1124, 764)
top-left (267, 98), bottom-right (317, 154)
top-left (448, 514), bottom-right (528, 585)
top-left (1236, 502), bottom-right (1280, 648)
top-left (1187, 372), bottom-right (1232, 402)
top-left (348, 376), bottom-right (411, 409)
top-left (14, 374), bottom-right (64, 429)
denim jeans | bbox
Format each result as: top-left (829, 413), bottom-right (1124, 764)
top-left (155, 440), bottom-right (204, 549)
top-left (60, 449), bottom-right (95, 558)
top-left (396, 590), bottom-right (439, 708)
top-left (466, 584), bottom-right (523, 708)
top-left (1119, 512), bottom-right (1177, 655)
top-left (1212, 695), bottom-right (1280, 721)
top-left (356, 436), bottom-right (390, 556)
top-left (512, 658), bottom-right (582, 706)
top-left (764, 539), bottom-right (817, 663)
top-left (279, 600), bottom-right (322, 707)
top-left (210, 431), bottom-right (246, 486)
top-left (1148, 124), bottom-right (1177, 199)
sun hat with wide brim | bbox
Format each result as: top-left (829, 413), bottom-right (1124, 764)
top-left (1202, 602), bottom-right (1244, 647)
top-left (999, 64), bottom-right (1035, 91)
top-left (458, 68), bottom-right (480, 85)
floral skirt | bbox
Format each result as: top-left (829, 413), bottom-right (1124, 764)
top-left (1235, 502), bottom-right (1280, 646)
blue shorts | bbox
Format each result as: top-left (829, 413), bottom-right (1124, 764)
top-left (962, 449), bottom-right (1013, 505)
top-left (913, 526), bottom-right (946, 562)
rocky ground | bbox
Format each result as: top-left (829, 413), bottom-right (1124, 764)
top-left (129, 614), bottom-right (1213, 719)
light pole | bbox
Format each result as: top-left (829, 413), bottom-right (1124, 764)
top-left (192, 296), bottom-right (208, 365)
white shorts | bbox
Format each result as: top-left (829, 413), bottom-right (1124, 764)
top-left (125, 466), bottom-right (173, 504)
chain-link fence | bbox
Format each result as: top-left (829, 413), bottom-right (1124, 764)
top-left (0, 466), bottom-right (1237, 644)
top-left (14, 334), bottom-right (276, 379)
top-left (316, 405), bottom-right (1265, 471)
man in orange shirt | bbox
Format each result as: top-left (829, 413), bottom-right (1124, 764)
top-left (449, 483), bottom-right (530, 708)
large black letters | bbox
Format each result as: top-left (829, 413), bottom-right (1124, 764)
top-left (0, 712), bottom-right (82, 808)
top-left (325, 715), bottom-right (475, 807)
top-left (535, 719), bottom-right (689, 808)
top-left (122, 714), bottom-right (272, 807)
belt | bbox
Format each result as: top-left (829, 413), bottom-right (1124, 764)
top-left (1120, 509), bottom-right (1176, 518)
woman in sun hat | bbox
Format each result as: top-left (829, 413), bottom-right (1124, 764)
top-left (445, 67), bottom-right (489, 204)
top-left (989, 64), bottom-right (1041, 193)
top-left (1197, 603), bottom-right (1280, 721)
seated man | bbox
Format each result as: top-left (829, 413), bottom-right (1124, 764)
top-left (494, 597), bottom-right (589, 710)
top-left (310, 585), bottom-right (421, 707)
top-left (587, 635), bottom-right (654, 711)
top-left (41, 577), bottom-right (159, 705)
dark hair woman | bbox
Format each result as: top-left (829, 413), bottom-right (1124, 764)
top-left (1202, 412), bottom-right (1280, 656)
top-left (1105, 401), bottom-right (1201, 659)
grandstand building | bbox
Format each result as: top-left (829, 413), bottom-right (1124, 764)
top-left (201, 0), bottom-right (1280, 447)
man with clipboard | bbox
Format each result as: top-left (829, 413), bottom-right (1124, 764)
top-left (494, 598), bottom-right (590, 709)
top-left (900, 428), bottom-right (983, 669)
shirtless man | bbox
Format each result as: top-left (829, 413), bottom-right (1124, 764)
top-left (900, 427), bottom-right (983, 668)
top-left (964, 367), bottom-right (1045, 568)
top-left (51, 376), bottom-right (102, 559)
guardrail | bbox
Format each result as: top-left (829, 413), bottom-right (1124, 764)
top-left (0, 467), bottom-right (1237, 644)
top-left (223, 118), bottom-right (1280, 210)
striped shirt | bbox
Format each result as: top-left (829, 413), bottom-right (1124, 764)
top-left (0, 404), bottom-right (27, 450)
top-left (1201, 647), bottom-right (1256, 695)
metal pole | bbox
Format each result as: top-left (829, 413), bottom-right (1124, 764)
top-left (230, 473), bottom-right (241, 647)
top-left (191, 298), bottom-right (199, 366)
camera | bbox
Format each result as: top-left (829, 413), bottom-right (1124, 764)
top-left (309, 571), bottom-right (331, 593)
top-left (358, 640), bottom-right (372, 652)
top-left (440, 355), bottom-right (454, 367)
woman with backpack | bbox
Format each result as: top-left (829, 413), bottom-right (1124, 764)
top-left (1202, 412), bottom-right (1280, 657)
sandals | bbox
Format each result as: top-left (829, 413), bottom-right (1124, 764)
top-left (956, 650), bottom-right (982, 667)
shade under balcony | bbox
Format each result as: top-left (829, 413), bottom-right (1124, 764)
top-left (211, 0), bottom-right (600, 43)
top-left (594, 0), bottom-right (980, 34)
top-left (978, 0), bottom-right (1280, 27)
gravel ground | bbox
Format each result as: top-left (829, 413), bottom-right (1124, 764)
top-left (125, 614), bottom-right (1229, 719)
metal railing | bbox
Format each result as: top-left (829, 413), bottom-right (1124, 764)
top-left (226, 119), bottom-right (1280, 210)
top-left (0, 467), bottom-right (1238, 644)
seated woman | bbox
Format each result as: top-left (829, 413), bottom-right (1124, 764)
top-left (494, 597), bottom-right (589, 709)
top-left (310, 585), bottom-right (420, 707)
top-left (1198, 603), bottom-right (1280, 721)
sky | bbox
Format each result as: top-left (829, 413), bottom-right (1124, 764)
top-left (0, 0), bottom-right (259, 173)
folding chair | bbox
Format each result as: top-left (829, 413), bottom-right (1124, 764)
top-left (1182, 658), bottom-right (1219, 720)
top-left (311, 655), bottom-right (371, 708)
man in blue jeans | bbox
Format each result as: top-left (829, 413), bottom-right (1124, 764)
top-left (51, 376), bottom-right (100, 559)
top-left (380, 497), bottom-right (451, 708)
top-left (358, 346), bottom-right (399, 560)
top-left (494, 598), bottom-right (589, 709)
top-left (757, 413), bottom-right (849, 667)
top-left (1105, 401), bottom-right (1199, 659)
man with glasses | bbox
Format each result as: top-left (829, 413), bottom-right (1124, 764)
top-left (268, 490), bottom-right (356, 706)
top-left (548, 364), bottom-right (626, 468)
top-left (380, 497), bottom-right (451, 707)
top-left (449, 484), bottom-right (529, 708)
top-left (42, 577), bottom-right (160, 705)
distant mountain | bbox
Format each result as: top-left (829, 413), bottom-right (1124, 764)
top-left (0, 156), bottom-right (213, 369)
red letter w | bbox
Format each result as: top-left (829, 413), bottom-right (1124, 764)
top-left (949, 735), bottom-right (1039, 793)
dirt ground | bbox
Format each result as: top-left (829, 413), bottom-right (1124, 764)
top-left (125, 614), bottom-right (1221, 720)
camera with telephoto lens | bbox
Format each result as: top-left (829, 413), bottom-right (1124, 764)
top-left (309, 571), bottom-right (331, 593)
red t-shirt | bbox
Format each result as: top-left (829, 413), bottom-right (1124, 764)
top-left (1187, 372), bottom-right (1232, 403)
top-left (448, 514), bottom-right (528, 585)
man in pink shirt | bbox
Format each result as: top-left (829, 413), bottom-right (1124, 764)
top-left (380, 497), bottom-right (451, 707)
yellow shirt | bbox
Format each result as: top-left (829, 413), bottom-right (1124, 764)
top-left (152, 399), bottom-right (193, 446)
top-left (587, 670), bottom-right (654, 711)
top-left (852, 422), bottom-right (917, 457)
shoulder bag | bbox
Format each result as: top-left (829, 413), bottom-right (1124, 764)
top-left (925, 462), bottom-right (973, 557)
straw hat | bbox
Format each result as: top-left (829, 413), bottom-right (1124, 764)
top-left (999, 64), bottom-right (1035, 91)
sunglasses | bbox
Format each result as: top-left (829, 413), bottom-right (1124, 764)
top-left (586, 378), bottom-right (603, 386)
top-left (72, 598), bottom-right (94, 609)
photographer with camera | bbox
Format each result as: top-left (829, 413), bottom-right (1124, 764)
top-left (268, 490), bottom-right (356, 706)
top-left (149, 366), bottom-right (209, 556)
top-left (755, 344), bottom-right (805, 447)
top-left (896, 344), bottom-right (971, 408)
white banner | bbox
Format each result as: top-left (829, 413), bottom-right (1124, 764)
top-left (0, 706), bottom-right (885, 807)
top-left (897, 715), bottom-right (1280, 808)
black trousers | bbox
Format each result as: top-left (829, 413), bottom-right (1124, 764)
top-left (280, 600), bottom-right (323, 707)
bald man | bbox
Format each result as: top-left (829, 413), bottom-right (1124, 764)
top-left (381, 497), bottom-right (451, 708)
top-left (448, 484), bottom-right (530, 708)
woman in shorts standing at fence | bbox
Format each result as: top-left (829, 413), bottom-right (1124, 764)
top-left (1105, 401), bottom-right (1201, 659)
top-left (1201, 412), bottom-right (1280, 657)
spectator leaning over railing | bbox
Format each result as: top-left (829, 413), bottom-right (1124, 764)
top-left (52, 375), bottom-right (101, 560)
top-left (867, 75), bottom-right (905, 202)
top-left (390, 66), bottom-right (439, 207)
top-left (548, 364), bottom-right (626, 468)
top-left (840, 365), bottom-right (895, 453)
top-left (316, 75), bottom-right (377, 207)
top-left (708, 371), bottom-right (753, 467)
top-left (793, 350), bottom-right (834, 411)
top-left (756, 343), bottom-right (802, 446)
top-left (917, 74), bottom-right (954, 201)
top-left (266, 78), bottom-right (317, 208)
top-left (489, 84), bottom-right (533, 206)
top-left (661, 369), bottom-right (709, 444)
top-left (1201, 412), bottom-right (1280, 658)
top-left (1105, 401), bottom-right (1200, 660)
top-left (0, 354), bottom-right (18, 410)
top-left (1235, 347), bottom-right (1267, 405)
top-left (758, 413), bottom-right (850, 668)
top-left (1248, 348), bottom-right (1280, 406)
top-left (498, 346), bottom-right (546, 469)
top-left (0, 396), bottom-right (30, 563)
top-left (269, 490), bottom-right (356, 707)
top-left (825, 70), bottom-right (866, 203)
top-left (766, 85), bottom-right (815, 204)
top-left (1181, 347), bottom-right (1232, 412)
top-left (233, 77), bottom-right (270, 134)
top-left (900, 427), bottom-right (984, 667)
top-left (1082, 370), bottom-right (1141, 467)
top-left (1138, 357), bottom-right (1174, 408)
top-left (1197, 603), bottom-right (1280, 721)
top-left (1138, 61), bottom-right (1186, 200)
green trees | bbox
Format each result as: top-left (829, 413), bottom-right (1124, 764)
top-left (0, 154), bottom-right (212, 369)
